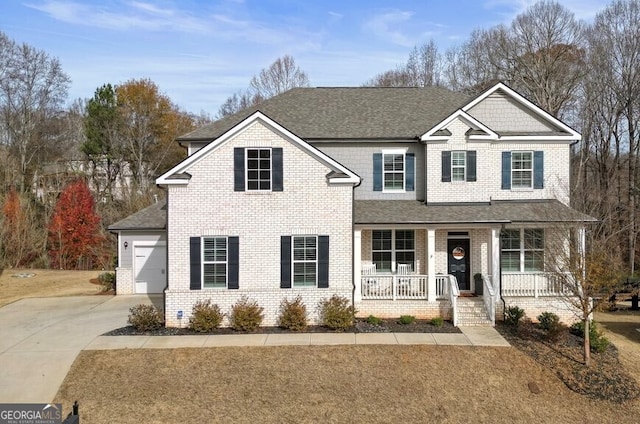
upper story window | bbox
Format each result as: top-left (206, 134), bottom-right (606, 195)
top-left (511, 151), bottom-right (532, 189)
top-left (373, 151), bottom-right (415, 192)
top-left (234, 147), bottom-right (283, 192)
top-left (246, 148), bottom-right (271, 191)
top-left (451, 151), bottom-right (466, 182)
top-left (384, 153), bottom-right (405, 190)
top-left (441, 151), bottom-right (476, 182)
top-left (502, 151), bottom-right (543, 190)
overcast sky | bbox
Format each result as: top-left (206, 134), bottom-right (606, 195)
top-left (1, 0), bottom-right (611, 116)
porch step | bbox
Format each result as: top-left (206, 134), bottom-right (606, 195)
top-left (456, 298), bottom-right (493, 327)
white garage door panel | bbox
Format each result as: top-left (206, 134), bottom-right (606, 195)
top-left (134, 245), bottom-right (166, 293)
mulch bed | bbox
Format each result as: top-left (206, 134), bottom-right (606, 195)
top-left (496, 321), bottom-right (640, 403)
top-left (104, 317), bottom-right (460, 336)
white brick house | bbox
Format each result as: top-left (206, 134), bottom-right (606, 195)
top-left (110, 82), bottom-right (594, 327)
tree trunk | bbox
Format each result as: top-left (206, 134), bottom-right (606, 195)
top-left (583, 317), bottom-right (591, 366)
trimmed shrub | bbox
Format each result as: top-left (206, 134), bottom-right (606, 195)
top-left (318, 295), bottom-right (355, 331)
top-left (570, 320), bottom-right (610, 353)
top-left (229, 296), bottom-right (264, 332)
top-left (537, 312), bottom-right (565, 341)
top-left (505, 306), bottom-right (526, 326)
top-left (398, 315), bottom-right (416, 325)
top-left (278, 296), bottom-right (308, 331)
top-left (98, 272), bottom-right (116, 292)
top-left (189, 300), bottom-right (224, 333)
top-left (430, 316), bottom-right (444, 327)
top-left (367, 315), bottom-right (383, 326)
top-left (128, 304), bottom-right (162, 331)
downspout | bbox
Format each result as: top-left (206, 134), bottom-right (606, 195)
top-left (422, 138), bottom-right (428, 204)
top-left (351, 179), bottom-right (362, 316)
top-left (499, 223), bottom-right (507, 320)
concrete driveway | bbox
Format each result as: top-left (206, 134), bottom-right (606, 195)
top-left (0, 295), bottom-right (160, 403)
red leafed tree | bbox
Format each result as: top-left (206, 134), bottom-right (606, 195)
top-left (48, 179), bottom-right (106, 269)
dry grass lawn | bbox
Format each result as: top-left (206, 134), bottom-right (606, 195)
top-left (596, 308), bottom-right (640, 384)
top-left (0, 268), bottom-right (103, 307)
top-left (55, 345), bottom-right (640, 424)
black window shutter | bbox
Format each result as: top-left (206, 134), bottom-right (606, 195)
top-left (441, 151), bottom-right (451, 182)
top-left (227, 237), bottom-right (239, 289)
top-left (405, 153), bottom-right (415, 191)
top-left (189, 237), bottom-right (201, 290)
top-left (318, 236), bottom-right (329, 288)
top-left (501, 152), bottom-right (511, 189)
top-left (272, 148), bottom-right (283, 191)
top-left (234, 148), bottom-right (245, 192)
top-left (533, 151), bottom-right (544, 189)
top-left (280, 236), bottom-right (292, 288)
top-left (373, 153), bottom-right (382, 191)
top-left (466, 151), bottom-right (477, 182)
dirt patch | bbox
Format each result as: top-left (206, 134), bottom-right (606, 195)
top-left (55, 346), bottom-right (640, 424)
top-left (0, 269), bottom-right (104, 308)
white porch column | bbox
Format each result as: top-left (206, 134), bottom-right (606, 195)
top-left (490, 227), bottom-right (501, 294)
top-left (354, 229), bottom-right (362, 302)
top-left (577, 225), bottom-right (586, 280)
top-left (427, 228), bottom-right (436, 302)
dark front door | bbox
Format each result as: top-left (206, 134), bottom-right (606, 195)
top-left (447, 238), bottom-right (470, 291)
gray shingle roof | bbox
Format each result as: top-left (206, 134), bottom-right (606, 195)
top-left (355, 200), bottom-right (596, 225)
top-left (108, 199), bottom-right (167, 231)
top-left (179, 87), bottom-right (471, 141)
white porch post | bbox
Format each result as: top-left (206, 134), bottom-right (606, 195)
top-left (577, 225), bottom-right (586, 280)
top-left (427, 228), bottom-right (436, 302)
top-left (490, 227), bottom-right (501, 294)
top-left (354, 229), bottom-right (362, 302)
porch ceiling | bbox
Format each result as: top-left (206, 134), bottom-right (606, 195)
top-left (354, 199), bottom-right (597, 225)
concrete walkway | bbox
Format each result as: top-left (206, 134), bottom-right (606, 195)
top-left (0, 295), bottom-right (509, 404)
top-left (86, 326), bottom-right (510, 350)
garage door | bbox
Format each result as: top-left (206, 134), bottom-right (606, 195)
top-left (134, 245), bottom-right (166, 293)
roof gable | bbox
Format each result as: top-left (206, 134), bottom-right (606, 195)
top-left (157, 111), bottom-right (360, 186)
top-left (421, 109), bottom-right (498, 142)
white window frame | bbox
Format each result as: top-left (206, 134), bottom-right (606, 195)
top-left (292, 235), bottom-right (317, 287)
top-left (382, 149), bottom-right (406, 192)
top-left (451, 151), bottom-right (466, 182)
top-left (501, 228), bottom-right (545, 272)
top-left (245, 148), bottom-right (272, 191)
top-left (202, 237), bottom-right (227, 288)
top-left (511, 151), bottom-right (533, 189)
top-left (372, 229), bottom-right (415, 273)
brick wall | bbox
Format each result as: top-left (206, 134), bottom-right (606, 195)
top-left (426, 119), bottom-right (570, 205)
top-left (164, 119), bottom-right (354, 327)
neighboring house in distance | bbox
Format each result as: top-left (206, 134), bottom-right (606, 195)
top-left (109, 82), bottom-right (594, 327)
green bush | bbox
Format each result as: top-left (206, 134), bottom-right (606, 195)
top-left (570, 320), bottom-right (610, 353)
top-left (317, 295), bottom-right (355, 331)
top-left (398, 315), bottom-right (416, 325)
top-left (537, 312), bottom-right (565, 341)
top-left (505, 306), bottom-right (526, 326)
top-left (430, 316), bottom-right (444, 327)
top-left (98, 272), bottom-right (116, 292)
top-left (278, 296), bottom-right (308, 331)
top-left (128, 304), bottom-right (162, 331)
top-left (367, 315), bottom-right (383, 326)
top-left (229, 296), bottom-right (264, 332)
top-left (189, 300), bottom-right (224, 333)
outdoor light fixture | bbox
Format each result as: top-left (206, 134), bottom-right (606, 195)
top-left (124, 241), bottom-right (128, 249)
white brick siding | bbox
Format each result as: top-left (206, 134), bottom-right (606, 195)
top-left (426, 119), bottom-right (570, 205)
top-left (502, 297), bottom-right (580, 325)
top-left (355, 300), bottom-right (452, 320)
top-left (115, 267), bottom-right (133, 295)
top-left (164, 120), bottom-right (353, 327)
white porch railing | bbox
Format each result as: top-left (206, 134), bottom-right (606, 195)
top-left (445, 274), bottom-right (460, 327)
top-left (502, 272), bottom-right (572, 297)
top-left (482, 274), bottom-right (496, 326)
top-left (360, 274), bottom-right (454, 301)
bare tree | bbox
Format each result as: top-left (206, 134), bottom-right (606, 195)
top-left (218, 55), bottom-right (310, 117)
top-left (0, 32), bottom-right (71, 193)
top-left (363, 67), bottom-right (412, 87)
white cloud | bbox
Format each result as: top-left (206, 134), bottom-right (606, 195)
top-left (363, 10), bottom-right (416, 47)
